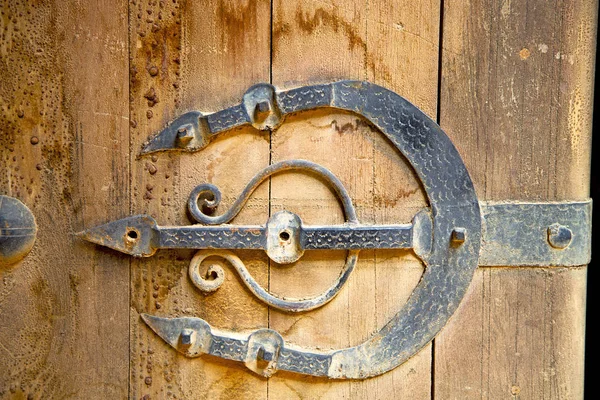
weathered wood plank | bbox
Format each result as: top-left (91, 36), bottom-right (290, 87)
top-left (270, 0), bottom-right (439, 398)
top-left (435, 268), bottom-right (587, 399)
top-left (435, 0), bottom-right (596, 398)
top-left (366, 3), bottom-right (439, 398)
top-left (0, 0), bottom-right (130, 397)
top-left (128, 0), bottom-right (271, 398)
top-left (0, 1), bottom-right (593, 398)
top-left (440, 0), bottom-right (596, 201)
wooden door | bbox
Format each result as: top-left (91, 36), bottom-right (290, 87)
top-left (0, 0), bottom-right (595, 398)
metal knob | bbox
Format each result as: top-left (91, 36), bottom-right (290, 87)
top-left (0, 195), bottom-right (37, 269)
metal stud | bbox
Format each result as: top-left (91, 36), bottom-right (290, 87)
top-left (451, 227), bottom-right (466, 245)
top-left (547, 223), bottom-right (573, 249)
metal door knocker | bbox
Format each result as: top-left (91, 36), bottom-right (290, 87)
top-left (79, 81), bottom-right (591, 379)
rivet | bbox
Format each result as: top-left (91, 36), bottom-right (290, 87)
top-left (176, 124), bottom-right (194, 146)
top-left (180, 328), bottom-right (196, 348)
top-left (257, 346), bottom-right (274, 362)
top-left (547, 223), bottom-right (572, 249)
top-left (451, 227), bottom-right (466, 245)
top-left (253, 100), bottom-right (272, 124)
top-left (255, 100), bottom-right (270, 114)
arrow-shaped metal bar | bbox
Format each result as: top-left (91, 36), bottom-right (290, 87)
top-left (77, 214), bottom-right (416, 261)
top-left (159, 225), bottom-right (413, 250)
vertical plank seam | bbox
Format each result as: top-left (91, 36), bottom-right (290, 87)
top-left (267, 1), bottom-right (274, 399)
top-left (485, 269), bottom-right (491, 399)
top-left (486, 0), bottom-right (500, 200)
top-left (127, 0), bottom-right (132, 395)
top-left (432, 0), bottom-right (445, 397)
top-left (364, 0), bottom-right (369, 82)
top-left (542, 270), bottom-right (548, 399)
top-left (362, 2), bottom-right (371, 397)
top-left (436, 0), bottom-right (444, 126)
top-left (548, 271), bottom-right (556, 398)
top-left (513, 1), bottom-right (530, 392)
top-left (481, 270), bottom-right (486, 400)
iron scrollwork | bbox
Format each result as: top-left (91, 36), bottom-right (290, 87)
top-left (79, 81), bottom-right (591, 379)
top-left (80, 81), bottom-right (482, 378)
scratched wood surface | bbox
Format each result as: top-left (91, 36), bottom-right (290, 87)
top-left (269, 0), bottom-right (438, 398)
top-left (0, 0), bottom-right (130, 398)
top-left (435, 0), bottom-right (596, 399)
top-left (0, 0), bottom-right (596, 399)
top-left (127, 0), bottom-right (271, 398)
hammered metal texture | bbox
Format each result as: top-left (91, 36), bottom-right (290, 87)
top-left (480, 201), bottom-right (592, 266)
top-left (138, 81), bottom-right (482, 379)
top-left (159, 227), bottom-right (265, 249)
top-left (301, 225), bottom-right (413, 250)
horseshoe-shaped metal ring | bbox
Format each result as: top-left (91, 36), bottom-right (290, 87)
top-left (142, 81), bottom-right (481, 379)
top-left (79, 81), bottom-right (482, 379)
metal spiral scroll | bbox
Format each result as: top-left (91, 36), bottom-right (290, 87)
top-left (187, 159), bottom-right (358, 225)
top-left (187, 159), bottom-right (360, 312)
top-left (134, 81), bottom-right (482, 379)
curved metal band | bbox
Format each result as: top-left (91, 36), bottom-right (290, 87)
top-left (187, 159), bottom-right (361, 311)
top-left (189, 249), bottom-right (359, 312)
top-left (188, 159), bottom-right (358, 225)
top-left (143, 81), bottom-right (482, 379)
top-left (323, 82), bottom-right (481, 378)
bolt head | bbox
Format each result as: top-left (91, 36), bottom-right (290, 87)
top-left (256, 101), bottom-right (270, 114)
top-left (0, 195), bottom-right (37, 270)
top-left (451, 227), bottom-right (466, 245)
top-left (180, 328), bottom-right (196, 347)
top-left (175, 124), bottom-right (194, 146)
top-left (257, 346), bottom-right (274, 362)
top-left (548, 223), bottom-right (572, 249)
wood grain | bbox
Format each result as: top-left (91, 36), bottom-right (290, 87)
top-left (435, 0), bottom-right (596, 398)
top-left (0, 0), bottom-right (594, 398)
top-left (128, 0), bottom-right (271, 398)
top-left (435, 267), bottom-right (587, 400)
top-left (0, 0), bottom-right (129, 398)
top-left (270, 0), bottom-right (439, 398)
top-left (440, 0), bottom-right (596, 201)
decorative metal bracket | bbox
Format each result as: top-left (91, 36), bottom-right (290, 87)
top-left (78, 81), bottom-right (592, 379)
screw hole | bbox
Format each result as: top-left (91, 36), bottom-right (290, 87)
top-left (279, 231), bottom-right (290, 241)
top-left (126, 230), bottom-right (138, 240)
top-left (208, 269), bottom-right (219, 280)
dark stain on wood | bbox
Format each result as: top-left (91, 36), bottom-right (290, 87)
top-left (216, 0), bottom-right (261, 59)
top-left (294, 7), bottom-right (366, 53)
top-left (131, 0), bottom-right (183, 118)
top-left (331, 118), bottom-right (374, 135)
top-left (273, 5), bottom-right (394, 83)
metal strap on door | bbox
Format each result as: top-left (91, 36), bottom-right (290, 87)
top-left (75, 81), bottom-right (591, 379)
